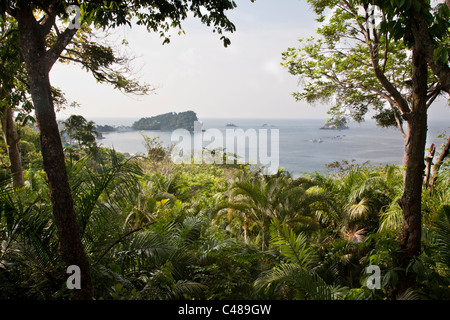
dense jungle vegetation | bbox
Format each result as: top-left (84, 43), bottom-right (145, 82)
top-left (1, 122), bottom-right (449, 300)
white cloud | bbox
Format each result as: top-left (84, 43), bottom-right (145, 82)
top-left (262, 57), bottom-right (285, 82)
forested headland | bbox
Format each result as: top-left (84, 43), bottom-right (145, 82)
top-left (95, 111), bottom-right (200, 133)
top-left (131, 111), bottom-right (199, 132)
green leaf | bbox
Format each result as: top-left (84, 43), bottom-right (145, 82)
top-left (270, 218), bottom-right (314, 267)
top-left (114, 283), bottom-right (123, 292)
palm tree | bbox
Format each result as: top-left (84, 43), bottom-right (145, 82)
top-left (217, 168), bottom-right (331, 250)
top-left (82, 120), bottom-right (99, 152)
top-left (312, 165), bottom-right (403, 238)
top-left (219, 169), bottom-right (288, 250)
top-left (61, 115), bottom-right (86, 146)
top-left (0, 172), bottom-right (62, 298)
top-left (61, 115), bottom-right (99, 151)
top-left (254, 218), bottom-right (348, 300)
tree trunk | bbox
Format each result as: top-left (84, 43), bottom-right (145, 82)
top-left (399, 114), bottom-right (427, 260)
top-left (243, 215), bottom-right (248, 244)
top-left (423, 143), bottom-right (435, 188)
top-left (395, 40), bottom-right (429, 297)
top-left (16, 7), bottom-right (94, 300)
top-left (1, 105), bottom-right (25, 188)
top-left (429, 135), bottom-right (450, 188)
top-left (261, 218), bottom-right (266, 251)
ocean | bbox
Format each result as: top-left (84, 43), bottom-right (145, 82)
top-left (91, 117), bottom-right (449, 177)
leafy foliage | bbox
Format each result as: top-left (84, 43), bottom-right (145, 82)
top-left (1, 116), bottom-right (450, 299)
top-left (61, 115), bottom-right (99, 152)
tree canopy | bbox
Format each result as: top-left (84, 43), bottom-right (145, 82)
top-left (0, 0), bottom-right (242, 47)
top-left (282, 0), bottom-right (449, 136)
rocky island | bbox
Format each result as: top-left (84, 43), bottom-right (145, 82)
top-left (131, 111), bottom-right (198, 131)
top-left (320, 121), bottom-right (349, 130)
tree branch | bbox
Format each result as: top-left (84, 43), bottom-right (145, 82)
top-left (358, 6), bottom-right (411, 116)
top-left (429, 135), bottom-right (450, 188)
top-left (426, 84), bottom-right (443, 109)
top-left (93, 222), bottom-right (156, 267)
top-left (424, 143), bottom-right (436, 188)
top-left (45, 26), bottom-right (78, 72)
top-left (369, 46), bottom-right (411, 115)
top-left (0, 28), bottom-right (18, 42)
top-left (2, 0), bottom-right (17, 17)
top-left (389, 102), bottom-right (407, 140)
top-left (411, 13), bottom-right (450, 95)
top-left (382, 30), bottom-right (389, 73)
top-left (29, 0), bottom-right (56, 36)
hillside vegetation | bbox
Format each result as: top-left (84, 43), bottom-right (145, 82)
top-left (1, 124), bottom-right (449, 300)
top-left (132, 111), bottom-right (198, 132)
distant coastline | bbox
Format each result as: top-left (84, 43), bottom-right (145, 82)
top-left (93, 114), bottom-right (352, 133)
top-left (95, 111), bottom-right (199, 133)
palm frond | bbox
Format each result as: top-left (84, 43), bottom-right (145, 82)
top-left (347, 198), bottom-right (371, 220)
top-left (175, 216), bottom-right (205, 246)
top-left (171, 280), bottom-right (207, 299)
top-left (270, 218), bottom-right (315, 268)
top-left (255, 263), bottom-right (346, 300)
top-left (68, 152), bottom-right (142, 242)
top-left (396, 288), bottom-right (420, 300)
top-left (432, 210), bottom-right (450, 270)
top-left (379, 201), bottom-right (403, 232)
top-left (113, 230), bottom-right (172, 271)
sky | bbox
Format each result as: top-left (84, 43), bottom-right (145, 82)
top-left (51, 0), bottom-right (450, 122)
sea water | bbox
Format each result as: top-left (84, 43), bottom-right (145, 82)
top-left (91, 117), bottom-right (449, 176)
